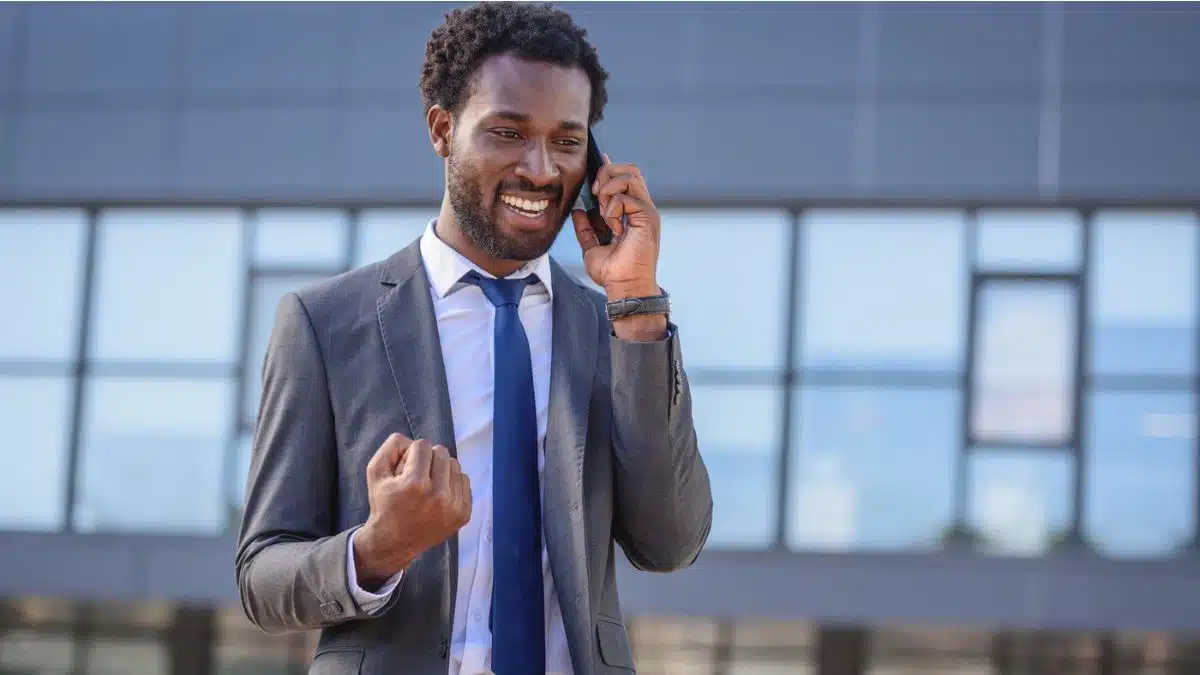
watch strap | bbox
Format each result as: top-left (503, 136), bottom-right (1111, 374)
top-left (605, 290), bottom-right (671, 321)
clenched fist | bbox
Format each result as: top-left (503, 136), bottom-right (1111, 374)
top-left (352, 433), bottom-right (472, 590)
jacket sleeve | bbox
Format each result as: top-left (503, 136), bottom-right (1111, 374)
top-left (234, 292), bottom-right (401, 633)
top-left (608, 324), bottom-right (714, 572)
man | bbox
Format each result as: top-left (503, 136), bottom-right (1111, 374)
top-left (235, 3), bottom-right (713, 674)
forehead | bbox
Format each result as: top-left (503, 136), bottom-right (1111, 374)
top-left (464, 53), bottom-right (591, 126)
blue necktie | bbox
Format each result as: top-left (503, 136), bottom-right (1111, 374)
top-left (463, 271), bottom-right (545, 675)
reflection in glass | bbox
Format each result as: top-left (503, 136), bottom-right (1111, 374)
top-left (658, 209), bottom-right (790, 370)
top-left (801, 209), bottom-right (967, 371)
top-left (788, 386), bottom-right (959, 552)
top-left (90, 209), bottom-right (244, 363)
top-left (691, 385), bottom-right (780, 548)
top-left (355, 208), bottom-right (436, 268)
top-left (0, 633), bottom-right (75, 673)
top-left (254, 208), bottom-right (346, 267)
top-left (1089, 210), bottom-right (1198, 376)
top-left (0, 209), bottom-right (87, 361)
top-left (976, 209), bottom-right (1082, 272)
top-left (967, 450), bottom-right (1073, 557)
top-left (970, 282), bottom-right (1076, 445)
top-left (0, 377), bottom-right (72, 530)
top-left (75, 378), bottom-right (235, 534)
top-left (83, 637), bottom-right (168, 675)
top-left (243, 275), bottom-right (331, 427)
top-left (1085, 391), bottom-right (1195, 558)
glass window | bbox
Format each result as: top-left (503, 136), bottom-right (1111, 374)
top-left (354, 208), bottom-right (436, 268)
top-left (0, 209), bottom-right (87, 361)
top-left (74, 377), bottom-right (234, 534)
top-left (976, 209), bottom-right (1082, 272)
top-left (1089, 210), bottom-right (1198, 377)
top-left (89, 209), bottom-right (244, 364)
top-left (254, 208), bottom-right (346, 267)
top-left (691, 385), bottom-right (781, 549)
top-left (966, 449), bottom-right (1074, 557)
top-left (801, 209), bottom-right (967, 371)
top-left (243, 274), bottom-right (331, 427)
top-left (0, 376), bottom-right (72, 530)
top-left (970, 281), bottom-right (1077, 445)
top-left (788, 386), bottom-right (959, 552)
top-left (83, 637), bottom-right (168, 675)
top-left (228, 432), bottom-right (252, 523)
top-left (658, 209), bottom-right (791, 371)
top-left (1085, 391), bottom-right (1195, 558)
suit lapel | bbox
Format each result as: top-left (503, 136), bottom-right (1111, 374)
top-left (543, 261), bottom-right (598, 675)
top-left (374, 240), bottom-right (458, 643)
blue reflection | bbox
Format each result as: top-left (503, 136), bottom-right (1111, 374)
top-left (0, 376), bottom-right (72, 530)
top-left (0, 209), bottom-right (86, 361)
top-left (789, 386), bottom-right (959, 551)
top-left (967, 451), bottom-right (1073, 557)
top-left (1090, 211), bottom-right (1197, 376)
top-left (691, 385), bottom-right (779, 549)
top-left (1086, 391), bottom-right (1195, 558)
top-left (801, 210), bottom-right (967, 372)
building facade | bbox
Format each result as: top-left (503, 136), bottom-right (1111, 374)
top-left (1, 2), bottom-right (1199, 674)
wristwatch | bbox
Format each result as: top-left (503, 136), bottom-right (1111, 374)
top-left (605, 288), bottom-right (671, 321)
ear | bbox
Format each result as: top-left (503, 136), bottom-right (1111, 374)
top-left (427, 105), bottom-right (453, 159)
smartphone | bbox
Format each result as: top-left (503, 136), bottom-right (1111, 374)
top-left (578, 129), bottom-right (614, 245)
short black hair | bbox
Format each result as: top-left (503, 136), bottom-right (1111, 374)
top-left (419, 2), bottom-right (609, 126)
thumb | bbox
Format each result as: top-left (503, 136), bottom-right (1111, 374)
top-left (572, 208), bottom-right (600, 254)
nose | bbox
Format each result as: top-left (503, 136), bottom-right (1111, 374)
top-left (514, 141), bottom-right (559, 186)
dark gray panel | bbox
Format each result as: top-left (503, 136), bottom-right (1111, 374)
top-left (876, 5), bottom-right (1043, 92)
top-left (0, 4), bottom-right (16, 96)
top-left (176, 107), bottom-right (336, 195)
top-left (690, 6), bottom-right (859, 89)
top-left (568, 6), bottom-right (689, 92)
top-left (22, 3), bottom-right (176, 95)
top-left (4, 533), bottom-right (1200, 631)
top-left (1060, 100), bottom-right (1200, 197)
top-left (1063, 5), bottom-right (1200, 90)
top-left (11, 108), bottom-right (169, 193)
top-left (690, 103), bottom-right (856, 198)
top-left (874, 102), bottom-right (1040, 196)
top-left (333, 106), bottom-right (442, 198)
top-left (183, 3), bottom-right (339, 92)
top-left (344, 4), bottom-right (447, 92)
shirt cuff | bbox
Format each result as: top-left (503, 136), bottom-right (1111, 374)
top-left (346, 527), bottom-right (403, 614)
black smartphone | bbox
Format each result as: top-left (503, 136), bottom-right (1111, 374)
top-left (578, 129), bottom-right (614, 245)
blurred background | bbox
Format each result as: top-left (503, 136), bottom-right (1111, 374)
top-left (1, 1), bottom-right (1199, 673)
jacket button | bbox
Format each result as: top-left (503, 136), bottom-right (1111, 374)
top-left (439, 637), bottom-right (449, 658)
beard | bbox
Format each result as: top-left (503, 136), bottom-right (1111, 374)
top-left (446, 147), bottom-right (577, 263)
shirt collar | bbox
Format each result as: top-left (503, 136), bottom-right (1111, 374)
top-left (418, 219), bottom-right (554, 300)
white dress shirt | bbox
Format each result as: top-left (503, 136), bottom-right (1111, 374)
top-left (344, 220), bottom-right (573, 675)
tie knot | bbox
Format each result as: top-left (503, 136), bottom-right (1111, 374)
top-left (464, 271), bottom-right (535, 308)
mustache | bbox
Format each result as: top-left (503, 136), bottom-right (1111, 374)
top-left (497, 180), bottom-right (562, 201)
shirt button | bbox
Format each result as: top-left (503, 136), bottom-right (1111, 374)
top-left (474, 612), bottom-right (484, 623)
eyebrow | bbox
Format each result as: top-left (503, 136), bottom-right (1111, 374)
top-left (489, 110), bottom-right (587, 133)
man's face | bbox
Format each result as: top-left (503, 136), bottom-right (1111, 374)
top-left (438, 53), bottom-right (592, 262)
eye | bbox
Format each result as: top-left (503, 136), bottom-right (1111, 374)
top-left (490, 129), bottom-right (521, 140)
top-left (555, 138), bottom-right (583, 148)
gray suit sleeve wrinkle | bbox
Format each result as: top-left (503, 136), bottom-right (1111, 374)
top-left (607, 323), bottom-right (714, 572)
top-left (235, 292), bottom-right (389, 633)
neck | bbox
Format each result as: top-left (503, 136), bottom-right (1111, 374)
top-left (435, 200), bottom-right (525, 278)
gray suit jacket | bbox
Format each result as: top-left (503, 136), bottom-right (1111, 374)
top-left (235, 238), bottom-right (713, 675)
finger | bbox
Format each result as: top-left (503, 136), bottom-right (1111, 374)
top-left (366, 432), bottom-right (411, 483)
top-left (571, 208), bottom-right (600, 251)
top-left (604, 194), bottom-right (652, 235)
top-left (593, 161), bottom-right (643, 193)
top-left (429, 445), bottom-right (451, 496)
top-left (399, 439), bottom-right (433, 483)
top-left (457, 473), bottom-right (473, 522)
top-left (595, 172), bottom-right (652, 204)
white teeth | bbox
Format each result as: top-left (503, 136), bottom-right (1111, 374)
top-left (501, 195), bottom-right (550, 214)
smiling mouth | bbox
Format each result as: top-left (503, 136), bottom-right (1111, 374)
top-left (499, 194), bottom-right (553, 218)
